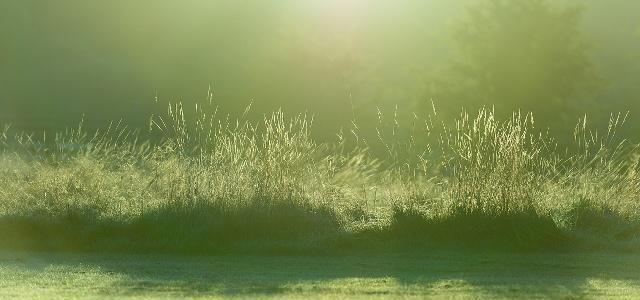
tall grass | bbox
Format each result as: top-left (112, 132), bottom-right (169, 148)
top-left (0, 103), bottom-right (638, 253)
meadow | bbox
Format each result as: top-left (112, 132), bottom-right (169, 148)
top-left (3, 1), bottom-right (639, 298)
top-left (0, 101), bottom-right (638, 254)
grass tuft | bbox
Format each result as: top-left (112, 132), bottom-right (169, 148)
top-left (1, 104), bottom-right (639, 254)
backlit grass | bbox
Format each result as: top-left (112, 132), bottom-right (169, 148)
top-left (1, 103), bottom-right (638, 253)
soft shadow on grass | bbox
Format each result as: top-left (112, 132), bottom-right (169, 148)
top-left (2, 251), bottom-right (639, 298)
top-left (2, 204), bottom-right (639, 255)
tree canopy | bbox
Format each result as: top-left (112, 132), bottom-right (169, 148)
top-left (425, 0), bottom-right (600, 128)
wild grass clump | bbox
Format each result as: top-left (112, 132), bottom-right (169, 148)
top-left (0, 103), bottom-right (377, 253)
top-left (0, 102), bottom-right (638, 253)
top-left (389, 109), bottom-right (639, 249)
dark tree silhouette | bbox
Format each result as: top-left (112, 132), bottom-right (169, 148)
top-left (425, 0), bottom-right (600, 128)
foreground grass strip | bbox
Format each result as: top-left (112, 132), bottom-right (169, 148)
top-left (1, 251), bottom-right (639, 299)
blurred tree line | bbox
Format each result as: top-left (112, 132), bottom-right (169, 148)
top-left (1, 0), bottom-right (639, 146)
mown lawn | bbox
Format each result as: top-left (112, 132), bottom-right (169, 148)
top-left (1, 251), bottom-right (639, 299)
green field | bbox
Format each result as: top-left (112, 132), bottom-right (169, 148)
top-left (2, 251), bottom-right (639, 299)
top-left (3, 1), bottom-right (640, 298)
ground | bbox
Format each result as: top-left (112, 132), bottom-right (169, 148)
top-left (1, 251), bottom-right (639, 299)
